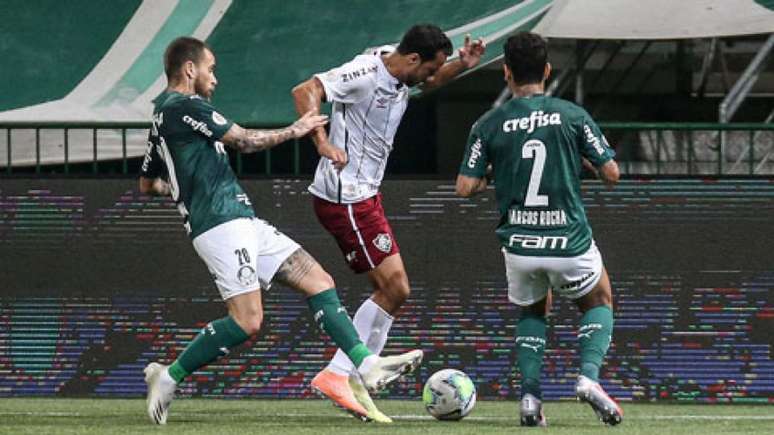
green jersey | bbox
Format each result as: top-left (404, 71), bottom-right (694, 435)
top-left (459, 94), bottom-right (615, 257)
top-left (140, 91), bottom-right (254, 239)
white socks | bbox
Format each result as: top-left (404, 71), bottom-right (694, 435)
top-left (356, 355), bottom-right (379, 377)
top-left (328, 297), bottom-right (394, 376)
top-left (161, 367), bottom-right (178, 386)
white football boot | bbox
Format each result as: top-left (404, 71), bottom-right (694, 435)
top-left (359, 350), bottom-right (423, 393)
top-left (144, 362), bottom-right (176, 425)
top-left (349, 375), bottom-right (393, 423)
top-left (575, 375), bottom-right (623, 426)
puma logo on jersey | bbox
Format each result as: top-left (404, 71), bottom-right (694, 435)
top-left (236, 193), bottom-right (252, 206)
top-left (503, 110), bottom-right (561, 133)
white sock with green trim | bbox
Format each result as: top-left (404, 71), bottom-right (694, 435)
top-left (327, 298), bottom-right (394, 376)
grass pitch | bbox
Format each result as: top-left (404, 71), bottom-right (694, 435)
top-left (0, 398), bottom-right (771, 435)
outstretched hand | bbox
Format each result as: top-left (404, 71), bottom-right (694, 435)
top-left (458, 34), bottom-right (486, 69)
top-left (291, 111), bottom-right (329, 138)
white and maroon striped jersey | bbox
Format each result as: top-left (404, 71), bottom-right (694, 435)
top-left (308, 46), bottom-right (410, 203)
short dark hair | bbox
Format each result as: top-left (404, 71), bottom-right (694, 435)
top-left (164, 37), bottom-right (210, 79)
top-left (503, 32), bottom-right (547, 85)
top-left (397, 24), bottom-right (453, 62)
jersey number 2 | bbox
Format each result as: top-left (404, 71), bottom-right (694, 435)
top-left (522, 139), bottom-right (548, 207)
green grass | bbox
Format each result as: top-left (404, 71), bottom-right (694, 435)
top-left (0, 398), bottom-right (772, 435)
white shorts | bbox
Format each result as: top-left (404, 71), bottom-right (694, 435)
top-left (502, 241), bottom-right (604, 306)
top-left (192, 217), bottom-right (300, 300)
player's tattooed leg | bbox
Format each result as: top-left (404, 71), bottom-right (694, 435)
top-left (275, 248), bottom-right (316, 288)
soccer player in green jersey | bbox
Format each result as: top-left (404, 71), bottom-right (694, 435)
top-left (456, 32), bottom-right (623, 426)
top-left (138, 37), bottom-right (422, 425)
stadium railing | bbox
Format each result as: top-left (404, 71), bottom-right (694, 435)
top-left (1, 122), bottom-right (773, 176)
top-left (600, 122), bottom-right (774, 176)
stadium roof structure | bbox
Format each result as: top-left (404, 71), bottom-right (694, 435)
top-left (1, 0), bottom-right (772, 167)
top-left (2, 0), bottom-right (772, 126)
top-left (535, 0), bottom-right (774, 40)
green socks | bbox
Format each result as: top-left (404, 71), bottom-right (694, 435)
top-left (167, 316), bottom-right (249, 383)
top-left (307, 289), bottom-right (372, 368)
top-left (516, 314), bottom-right (547, 399)
top-left (515, 304), bottom-right (613, 398)
top-left (578, 305), bottom-right (614, 381)
top-left (166, 289), bottom-right (372, 384)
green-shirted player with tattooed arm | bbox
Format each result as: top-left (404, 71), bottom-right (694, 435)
top-left (138, 37), bottom-right (422, 425)
top-left (456, 32), bottom-right (622, 427)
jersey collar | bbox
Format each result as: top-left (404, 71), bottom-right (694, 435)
top-left (377, 57), bottom-right (403, 89)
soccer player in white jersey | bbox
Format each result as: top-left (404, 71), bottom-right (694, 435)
top-left (292, 24), bottom-right (485, 422)
top-left (138, 37), bottom-right (423, 425)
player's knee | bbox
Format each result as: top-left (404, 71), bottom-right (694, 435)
top-left (232, 309), bottom-right (263, 335)
top-left (591, 278), bottom-right (613, 305)
top-left (595, 289), bottom-right (612, 307)
top-left (386, 271), bottom-right (410, 304)
top-left (393, 283), bottom-right (410, 305)
top-left (577, 283), bottom-right (612, 312)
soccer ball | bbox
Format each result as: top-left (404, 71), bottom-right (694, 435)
top-left (422, 369), bottom-right (477, 421)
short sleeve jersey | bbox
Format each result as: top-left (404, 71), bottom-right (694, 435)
top-left (140, 91), bottom-right (254, 239)
top-left (459, 95), bottom-right (615, 257)
top-left (308, 46), bottom-right (410, 203)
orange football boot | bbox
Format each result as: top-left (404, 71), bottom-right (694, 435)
top-left (311, 369), bottom-right (370, 422)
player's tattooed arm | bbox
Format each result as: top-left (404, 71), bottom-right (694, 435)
top-left (274, 248), bottom-right (316, 289)
top-left (222, 124), bottom-right (297, 153)
top-left (139, 176), bottom-right (171, 197)
top-left (221, 112), bottom-right (328, 154)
